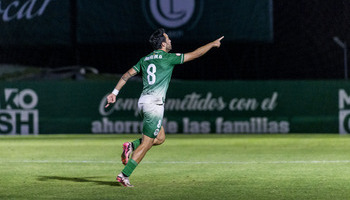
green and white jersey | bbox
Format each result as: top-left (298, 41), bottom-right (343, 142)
top-left (133, 50), bottom-right (184, 103)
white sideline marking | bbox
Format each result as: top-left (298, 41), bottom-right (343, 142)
top-left (1, 160), bottom-right (350, 164)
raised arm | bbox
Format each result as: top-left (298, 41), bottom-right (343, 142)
top-left (183, 36), bottom-right (224, 63)
top-left (105, 67), bottom-right (138, 108)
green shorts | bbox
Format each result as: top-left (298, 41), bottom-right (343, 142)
top-left (138, 102), bottom-right (164, 139)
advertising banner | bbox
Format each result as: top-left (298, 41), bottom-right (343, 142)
top-left (0, 0), bottom-right (71, 45)
top-left (0, 0), bottom-right (272, 45)
top-left (77, 0), bottom-right (273, 43)
top-left (0, 80), bottom-right (349, 135)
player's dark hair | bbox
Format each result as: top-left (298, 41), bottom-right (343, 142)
top-left (149, 28), bottom-right (166, 50)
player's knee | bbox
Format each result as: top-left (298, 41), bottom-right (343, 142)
top-left (142, 135), bottom-right (155, 149)
top-left (158, 135), bottom-right (165, 145)
top-left (157, 129), bottom-right (166, 145)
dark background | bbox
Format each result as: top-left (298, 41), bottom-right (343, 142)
top-left (1, 1), bottom-right (350, 80)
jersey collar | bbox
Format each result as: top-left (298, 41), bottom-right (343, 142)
top-left (155, 49), bottom-right (166, 53)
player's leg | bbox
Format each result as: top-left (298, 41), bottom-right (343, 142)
top-left (153, 126), bottom-right (165, 145)
top-left (121, 101), bottom-right (165, 165)
top-left (121, 126), bottom-right (164, 165)
top-left (117, 135), bottom-right (154, 187)
top-left (120, 101), bottom-right (145, 165)
top-left (117, 102), bottom-right (163, 187)
top-left (121, 138), bottom-right (142, 165)
top-left (130, 134), bottom-right (154, 163)
top-left (117, 134), bottom-right (155, 187)
top-left (120, 128), bottom-right (161, 166)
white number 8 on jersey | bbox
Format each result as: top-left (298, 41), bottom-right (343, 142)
top-left (147, 64), bottom-right (156, 85)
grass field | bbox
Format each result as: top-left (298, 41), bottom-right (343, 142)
top-left (1, 134), bottom-right (350, 200)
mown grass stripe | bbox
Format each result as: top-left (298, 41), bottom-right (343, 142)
top-left (1, 160), bottom-right (350, 164)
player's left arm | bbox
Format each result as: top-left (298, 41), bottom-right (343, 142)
top-left (105, 67), bottom-right (138, 108)
top-left (183, 36), bottom-right (224, 63)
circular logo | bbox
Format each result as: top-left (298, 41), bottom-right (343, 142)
top-left (143, 0), bottom-right (203, 30)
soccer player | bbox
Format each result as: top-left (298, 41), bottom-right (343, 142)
top-left (105, 28), bottom-right (224, 187)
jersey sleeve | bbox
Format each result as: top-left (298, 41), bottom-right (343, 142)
top-left (167, 53), bottom-right (184, 65)
top-left (132, 58), bottom-right (143, 73)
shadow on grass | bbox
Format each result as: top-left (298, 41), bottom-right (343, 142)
top-left (37, 176), bottom-right (121, 187)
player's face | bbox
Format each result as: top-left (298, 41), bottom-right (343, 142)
top-left (163, 33), bottom-right (172, 52)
